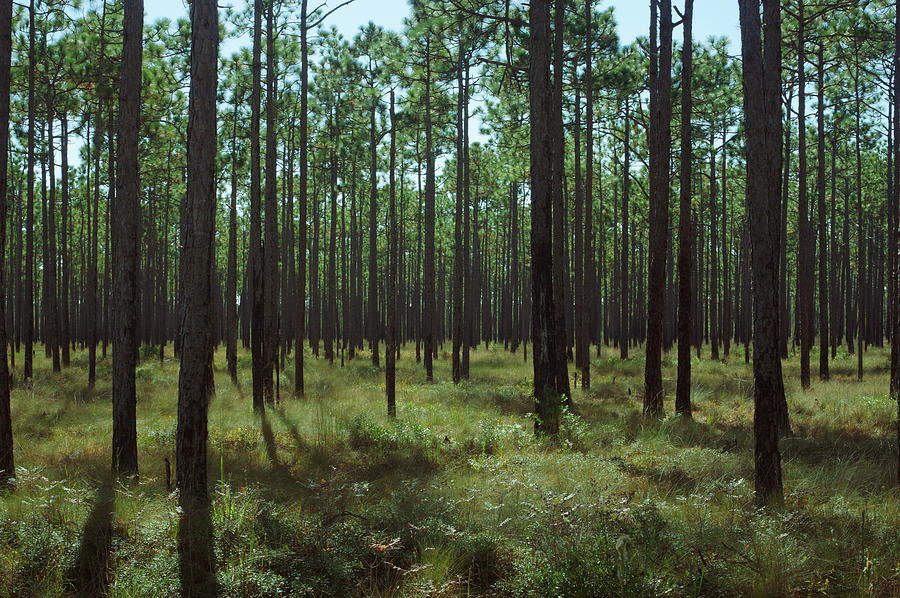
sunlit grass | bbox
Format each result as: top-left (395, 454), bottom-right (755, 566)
top-left (1, 342), bottom-right (898, 596)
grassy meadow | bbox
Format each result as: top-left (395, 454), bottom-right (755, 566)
top-left (0, 342), bottom-right (898, 597)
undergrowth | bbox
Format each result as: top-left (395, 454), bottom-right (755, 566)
top-left (0, 344), bottom-right (898, 597)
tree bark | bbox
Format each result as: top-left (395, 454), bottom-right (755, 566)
top-left (644, 0), bottom-right (672, 419)
top-left (892, 0), bottom-right (900, 488)
top-left (263, 0), bottom-right (279, 401)
top-left (249, 0), bottom-right (265, 411)
top-left (24, 0), bottom-right (35, 382)
top-left (579, 0), bottom-right (594, 389)
top-left (675, 0), bottom-right (693, 417)
top-left (423, 40), bottom-right (436, 382)
top-left (551, 0), bottom-right (571, 406)
top-left (112, 0), bottom-right (143, 478)
top-left (386, 91), bottom-right (398, 418)
top-left (368, 101), bottom-right (380, 367)
top-left (177, 0), bottom-right (218, 505)
top-left (0, 0), bottom-right (14, 486)
top-left (226, 103), bottom-right (239, 384)
top-left (295, 0), bottom-right (308, 396)
top-left (739, 0), bottom-right (785, 507)
top-left (816, 41), bottom-right (829, 381)
top-left (797, 1), bottom-right (813, 390)
top-left (530, 0), bottom-right (561, 435)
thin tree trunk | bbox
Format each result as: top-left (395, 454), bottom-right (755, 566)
top-left (551, 0), bottom-right (571, 406)
top-left (386, 91), bottom-right (398, 418)
top-left (24, 0), bottom-right (35, 382)
top-left (249, 0), bottom-right (265, 412)
top-left (675, 0), bottom-right (694, 416)
top-left (580, 0), bottom-right (593, 389)
top-left (368, 101), bottom-right (380, 367)
top-left (816, 41), bottom-right (829, 381)
top-left (263, 0), bottom-right (279, 401)
top-left (295, 0), bottom-right (308, 396)
top-left (0, 0), bottom-right (14, 486)
top-left (423, 40), bottom-right (436, 382)
top-left (530, 0), bottom-right (560, 435)
top-left (226, 102), bottom-right (239, 384)
top-left (644, 0), bottom-right (672, 418)
top-left (620, 99), bottom-right (630, 359)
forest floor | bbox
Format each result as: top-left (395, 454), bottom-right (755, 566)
top-left (0, 344), bottom-right (898, 597)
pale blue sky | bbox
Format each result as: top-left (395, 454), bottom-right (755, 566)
top-left (142, 0), bottom-right (740, 54)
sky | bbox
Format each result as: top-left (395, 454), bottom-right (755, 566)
top-left (142, 0), bottom-right (742, 55)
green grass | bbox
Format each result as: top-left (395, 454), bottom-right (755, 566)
top-left (1, 343), bottom-right (898, 597)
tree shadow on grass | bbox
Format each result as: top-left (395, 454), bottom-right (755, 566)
top-left (274, 405), bottom-right (309, 453)
top-left (69, 477), bottom-right (114, 597)
top-left (178, 500), bottom-right (218, 598)
top-left (253, 409), bottom-right (308, 500)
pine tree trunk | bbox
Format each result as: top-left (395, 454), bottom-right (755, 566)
top-left (816, 42), bottom-right (829, 381)
top-left (550, 0), bottom-right (571, 406)
top-left (250, 0), bottom-right (265, 411)
top-left (295, 0), bottom-right (308, 396)
top-left (580, 0), bottom-right (593, 389)
top-left (226, 104), bottom-right (239, 384)
top-left (675, 0), bottom-right (694, 416)
top-left (738, 0), bottom-right (785, 507)
top-left (112, 0), bottom-right (142, 478)
top-left (452, 49), bottom-right (465, 384)
top-left (177, 0), bottom-right (218, 506)
top-left (263, 0), bottom-right (279, 401)
top-left (423, 42), bottom-right (436, 382)
top-left (797, 1), bottom-right (813, 390)
top-left (530, 0), bottom-right (560, 435)
top-left (386, 91), bottom-right (398, 418)
top-left (0, 0), bottom-right (14, 486)
top-left (368, 102), bottom-right (380, 367)
top-left (24, 0), bottom-right (35, 382)
top-left (891, 0), bottom-right (900, 488)
top-left (620, 99), bottom-right (630, 360)
top-left (60, 113), bottom-right (71, 367)
top-left (644, 0), bottom-right (672, 418)
top-left (855, 59), bottom-right (865, 382)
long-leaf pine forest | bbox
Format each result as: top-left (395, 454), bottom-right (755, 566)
top-left (0, 0), bottom-right (899, 595)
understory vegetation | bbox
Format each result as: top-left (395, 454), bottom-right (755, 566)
top-left (0, 346), bottom-right (897, 597)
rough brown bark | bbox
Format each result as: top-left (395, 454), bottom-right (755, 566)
top-left (550, 0), bottom-right (571, 406)
top-left (644, 0), bottom-right (672, 419)
top-left (452, 46), bottom-right (465, 384)
top-left (368, 101), bottom-right (380, 367)
top-left (816, 41), bottom-right (829, 381)
top-left (530, 0), bottom-right (560, 435)
top-left (0, 0), bottom-right (13, 487)
top-left (249, 0), bottom-right (265, 411)
top-left (295, 0), bottom-right (308, 396)
top-left (24, 0), bottom-right (35, 382)
top-left (112, 0), bottom-right (143, 478)
top-left (797, 0), bottom-right (813, 390)
top-left (60, 113), bottom-right (71, 368)
top-left (226, 102), bottom-right (239, 384)
top-left (579, 0), bottom-right (593, 389)
top-left (263, 0), bottom-right (278, 401)
top-left (386, 91), bottom-right (398, 418)
top-left (739, 0), bottom-right (785, 507)
top-left (177, 0), bottom-right (218, 505)
top-left (892, 0), bottom-right (900, 488)
top-left (423, 40), bottom-right (436, 382)
top-left (620, 99), bottom-right (630, 360)
top-left (675, 0), bottom-right (693, 417)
